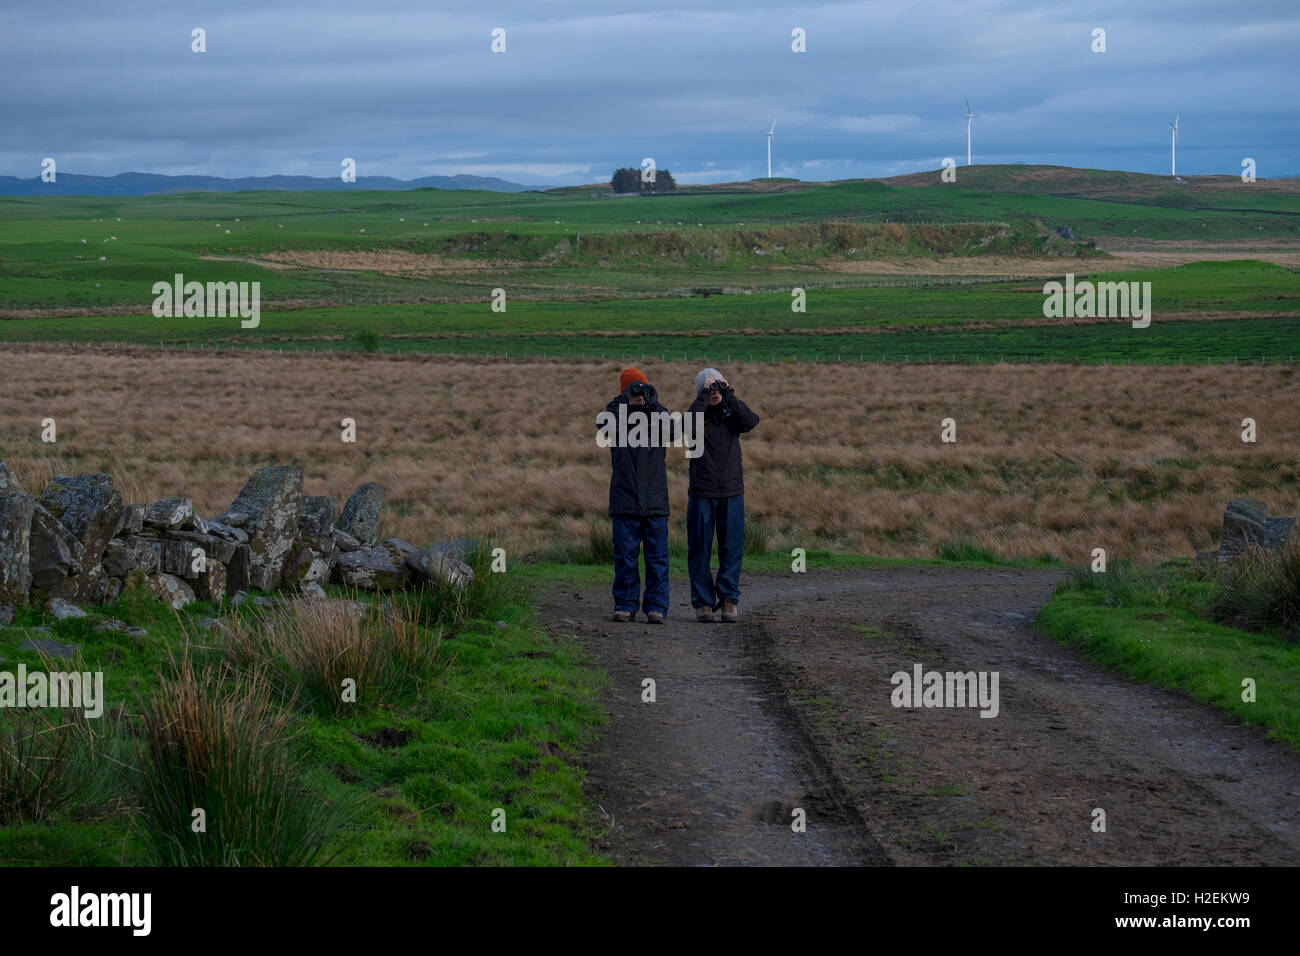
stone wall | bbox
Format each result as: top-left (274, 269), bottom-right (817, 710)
top-left (0, 463), bottom-right (472, 622)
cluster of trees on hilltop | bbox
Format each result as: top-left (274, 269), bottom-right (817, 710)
top-left (610, 167), bottom-right (678, 194)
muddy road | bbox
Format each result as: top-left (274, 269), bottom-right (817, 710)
top-left (537, 567), bottom-right (1300, 866)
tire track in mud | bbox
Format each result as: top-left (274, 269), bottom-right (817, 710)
top-left (540, 567), bottom-right (1300, 866)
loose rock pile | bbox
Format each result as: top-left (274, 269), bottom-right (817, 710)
top-left (0, 463), bottom-right (473, 622)
top-left (1196, 497), bottom-right (1298, 564)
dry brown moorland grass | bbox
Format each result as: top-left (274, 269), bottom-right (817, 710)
top-left (1, 345), bottom-right (1296, 564)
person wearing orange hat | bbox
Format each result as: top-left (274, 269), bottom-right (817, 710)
top-left (599, 366), bottom-right (673, 623)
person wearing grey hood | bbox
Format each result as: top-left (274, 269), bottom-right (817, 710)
top-left (686, 367), bottom-right (760, 622)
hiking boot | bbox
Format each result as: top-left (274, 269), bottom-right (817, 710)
top-left (721, 601), bottom-right (739, 623)
top-left (645, 611), bottom-right (665, 624)
top-left (695, 607), bottom-right (716, 623)
top-left (611, 610), bottom-right (632, 623)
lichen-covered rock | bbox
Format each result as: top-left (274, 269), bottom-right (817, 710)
top-left (30, 503), bottom-right (85, 589)
top-left (40, 473), bottom-right (123, 569)
top-left (93, 617), bottom-right (147, 638)
top-left (48, 562), bottom-right (109, 604)
top-left (300, 496), bottom-right (338, 542)
top-left (207, 520), bottom-right (250, 545)
top-left (195, 560), bottom-right (227, 603)
top-left (227, 544), bottom-right (252, 593)
top-left (147, 573), bottom-right (195, 610)
top-left (162, 538), bottom-right (201, 579)
top-left (0, 461), bottom-right (19, 492)
top-left (166, 530), bottom-right (234, 565)
top-left (102, 538), bottom-right (139, 577)
top-left (332, 528), bottom-right (362, 552)
top-left (0, 490), bottom-right (36, 606)
top-left (336, 483), bottom-right (384, 546)
top-left (216, 466), bottom-right (303, 591)
top-left (407, 546), bottom-right (475, 590)
top-left (120, 503), bottom-right (145, 534)
top-left (46, 597), bottom-right (87, 620)
top-left (289, 544), bottom-right (335, 586)
top-left (334, 545), bottom-right (409, 590)
top-left (383, 538), bottom-right (417, 562)
top-left (122, 536), bottom-right (164, 574)
top-left (144, 496), bottom-right (193, 530)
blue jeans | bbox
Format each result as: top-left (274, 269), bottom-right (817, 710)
top-left (611, 515), bottom-right (670, 615)
top-left (687, 495), bottom-right (744, 610)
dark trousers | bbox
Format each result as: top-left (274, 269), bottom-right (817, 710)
top-left (687, 495), bottom-right (744, 610)
top-left (611, 515), bottom-right (670, 615)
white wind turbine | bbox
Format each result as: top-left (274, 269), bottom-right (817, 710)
top-left (766, 120), bottom-right (776, 178)
top-left (964, 97), bottom-right (976, 166)
top-left (1169, 114), bottom-right (1180, 177)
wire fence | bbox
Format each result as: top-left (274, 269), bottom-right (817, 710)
top-left (2, 338), bottom-right (1295, 368)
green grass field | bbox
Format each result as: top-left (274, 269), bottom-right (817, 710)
top-left (3, 177), bottom-right (1298, 310)
top-left (0, 561), bottom-right (608, 867)
top-left (2, 175), bottom-right (1296, 363)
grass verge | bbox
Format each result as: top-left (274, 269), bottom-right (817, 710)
top-left (1037, 559), bottom-right (1300, 750)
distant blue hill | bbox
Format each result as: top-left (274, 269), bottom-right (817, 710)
top-left (0, 172), bottom-right (539, 196)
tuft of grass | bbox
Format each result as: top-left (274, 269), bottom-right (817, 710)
top-left (1059, 558), bottom-right (1204, 609)
top-left (0, 710), bottom-right (85, 825)
top-left (137, 651), bottom-right (352, 866)
top-left (1209, 542), bottom-right (1300, 642)
top-left (223, 598), bottom-right (394, 715)
top-left (743, 516), bottom-right (771, 555)
top-left (356, 328), bottom-right (382, 352)
top-left (938, 537), bottom-right (1000, 564)
top-left (585, 520), bottom-right (616, 565)
top-left (394, 538), bottom-right (528, 631)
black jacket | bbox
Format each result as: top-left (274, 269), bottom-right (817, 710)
top-left (687, 387), bottom-right (759, 498)
top-left (599, 384), bottom-right (674, 517)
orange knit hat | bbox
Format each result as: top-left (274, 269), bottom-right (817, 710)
top-left (619, 367), bottom-right (649, 393)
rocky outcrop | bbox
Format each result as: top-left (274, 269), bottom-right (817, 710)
top-left (335, 544), bottom-right (410, 590)
top-left (148, 573), bottom-right (196, 610)
top-left (407, 546), bottom-right (475, 590)
top-left (29, 503), bottom-right (85, 590)
top-left (217, 466), bottom-right (303, 591)
top-left (0, 491), bottom-right (35, 607)
top-left (143, 496), bottom-right (193, 530)
top-left (1197, 498), bottom-right (1299, 563)
top-left (40, 473), bottom-right (124, 571)
top-left (336, 483), bottom-right (384, 546)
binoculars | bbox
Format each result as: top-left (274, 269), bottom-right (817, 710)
top-left (628, 381), bottom-right (653, 397)
top-left (707, 381), bottom-right (727, 392)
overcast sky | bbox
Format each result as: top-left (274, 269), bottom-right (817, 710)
top-left (2, 0), bottom-right (1297, 185)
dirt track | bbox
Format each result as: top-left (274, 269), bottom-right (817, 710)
top-left (539, 567), bottom-right (1300, 866)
